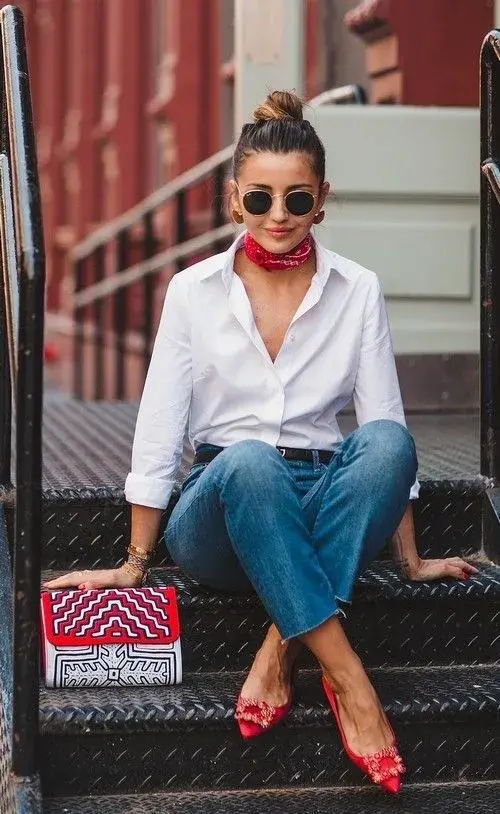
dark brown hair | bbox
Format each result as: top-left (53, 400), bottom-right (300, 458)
top-left (232, 90), bottom-right (326, 183)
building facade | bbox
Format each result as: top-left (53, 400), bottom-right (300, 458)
top-left (0, 0), bottom-right (494, 402)
top-left (4, 0), bottom-right (331, 317)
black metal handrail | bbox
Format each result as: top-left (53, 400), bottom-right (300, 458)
top-left (0, 4), bottom-right (46, 782)
top-left (480, 30), bottom-right (500, 481)
top-left (480, 30), bottom-right (500, 563)
top-left (71, 84), bottom-right (366, 400)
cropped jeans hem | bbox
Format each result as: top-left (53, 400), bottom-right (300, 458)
top-left (281, 606), bottom-right (346, 643)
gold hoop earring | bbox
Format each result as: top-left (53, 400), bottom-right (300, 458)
top-left (232, 210), bottom-right (244, 225)
top-left (313, 211), bottom-right (325, 225)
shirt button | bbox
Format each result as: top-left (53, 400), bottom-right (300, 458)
top-left (289, 334), bottom-right (295, 343)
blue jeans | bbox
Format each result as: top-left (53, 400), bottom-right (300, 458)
top-left (165, 420), bottom-right (418, 640)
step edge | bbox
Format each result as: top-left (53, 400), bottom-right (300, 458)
top-left (40, 478), bottom-right (487, 506)
top-left (38, 663), bottom-right (500, 735)
top-left (41, 778), bottom-right (500, 807)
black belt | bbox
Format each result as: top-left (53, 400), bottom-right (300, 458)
top-left (193, 445), bottom-right (334, 466)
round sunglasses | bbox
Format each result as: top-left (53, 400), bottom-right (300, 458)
top-left (240, 188), bottom-right (316, 217)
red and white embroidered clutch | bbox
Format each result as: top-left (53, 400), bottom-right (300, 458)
top-left (40, 586), bottom-right (182, 687)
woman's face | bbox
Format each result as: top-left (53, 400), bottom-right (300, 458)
top-left (232, 151), bottom-right (329, 254)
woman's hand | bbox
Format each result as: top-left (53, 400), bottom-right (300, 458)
top-left (42, 564), bottom-right (143, 591)
top-left (404, 556), bottom-right (479, 582)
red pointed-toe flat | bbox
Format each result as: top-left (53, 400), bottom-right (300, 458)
top-left (321, 676), bottom-right (405, 794)
top-left (234, 692), bottom-right (293, 739)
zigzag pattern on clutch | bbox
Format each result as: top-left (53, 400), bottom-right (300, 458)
top-left (50, 589), bottom-right (174, 641)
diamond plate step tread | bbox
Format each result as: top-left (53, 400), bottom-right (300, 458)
top-left (40, 563), bottom-right (500, 671)
top-left (41, 780), bottom-right (500, 814)
top-left (40, 479), bottom-right (486, 506)
top-left (36, 405), bottom-right (486, 570)
top-left (41, 403), bottom-right (481, 490)
top-left (41, 720), bottom-right (500, 795)
top-left (150, 562), bottom-right (500, 605)
top-left (41, 561), bottom-right (500, 607)
top-left (37, 482), bottom-right (485, 572)
top-left (39, 664), bottom-right (500, 736)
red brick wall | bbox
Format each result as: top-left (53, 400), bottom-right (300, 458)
top-left (346, 0), bottom-right (493, 105)
top-left (1, 0), bottom-right (227, 315)
top-left (394, 0), bottom-right (493, 107)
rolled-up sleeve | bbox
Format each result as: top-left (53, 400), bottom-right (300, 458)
top-left (353, 276), bottom-right (420, 500)
top-left (124, 274), bottom-right (192, 509)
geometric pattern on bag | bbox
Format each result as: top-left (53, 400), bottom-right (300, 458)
top-left (40, 587), bottom-right (182, 688)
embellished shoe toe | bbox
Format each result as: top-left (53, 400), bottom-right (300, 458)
top-left (359, 742), bottom-right (406, 793)
top-left (235, 694), bottom-right (293, 739)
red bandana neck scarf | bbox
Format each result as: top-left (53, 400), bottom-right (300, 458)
top-left (243, 232), bottom-right (314, 271)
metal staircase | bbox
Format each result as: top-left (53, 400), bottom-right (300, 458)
top-left (33, 404), bottom-right (500, 811)
top-left (0, 6), bottom-right (499, 812)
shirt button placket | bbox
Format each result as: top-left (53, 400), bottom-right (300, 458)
top-left (268, 373), bottom-right (285, 444)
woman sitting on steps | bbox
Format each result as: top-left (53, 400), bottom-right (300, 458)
top-left (45, 90), bottom-right (478, 795)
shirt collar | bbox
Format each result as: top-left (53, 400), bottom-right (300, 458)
top-left (199, 230), bottom-right (349, 290)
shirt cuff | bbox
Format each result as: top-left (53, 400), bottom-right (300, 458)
top-left (409, 478), bottom-right (420, 500)
top-left (124, 472), bottom-right (176, 510)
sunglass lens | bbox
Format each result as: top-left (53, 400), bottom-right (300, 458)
top-left (242, 190), bottom-right (272, 215)
top-left (286, 191), bottom-right (315, 216)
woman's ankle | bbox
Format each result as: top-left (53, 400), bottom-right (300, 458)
top-left (321, 653), bottom-right (366, 694)
top-left (254, 640), bottom-right (297, 684)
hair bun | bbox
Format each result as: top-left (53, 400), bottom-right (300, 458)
top-left (252, 90), bottom-right (304, 124)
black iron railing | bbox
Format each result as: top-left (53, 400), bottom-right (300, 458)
top-left (0, 3), bottom-right (46, 786)
top-left (480, 29), bottom-right (500, 561)
top-left (72, 146), bottom-right (236, 400)
top-left (71, 84), bottom-right (366, 401)
top-left (481, 30), bottom-right (500, 478)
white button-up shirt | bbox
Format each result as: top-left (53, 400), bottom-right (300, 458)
top-left (125, 232), bottom-right (419, 509)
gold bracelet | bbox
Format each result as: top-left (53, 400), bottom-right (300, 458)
top-left (128, 543), bottom-right (153, 560)
top-left (126, 552), bottom-right (149, 573)
top-left (127, 548), bottom-right (150, 563)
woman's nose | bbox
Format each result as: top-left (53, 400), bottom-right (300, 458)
top-left (269, 195), bottom-right (288, 222)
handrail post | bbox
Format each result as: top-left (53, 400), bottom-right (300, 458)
top-left (212, 164), bottom-right (226, 255)
top-left (93, 247), bottom-right (105, 400)
top-left (176, 190), bottom-right (186, 275)
top-left (142, 212), bottom-right (155, 376)
top-left (480, 30), bottom-right (500, 481)
top-left (114, 230), bottom-right (129, 399)
top-left (73, 258), bottom-right (85, 399)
